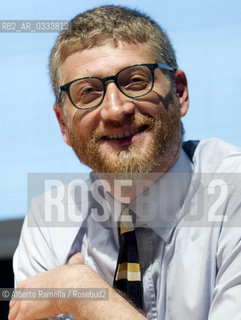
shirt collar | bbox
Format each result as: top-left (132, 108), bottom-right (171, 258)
top-left (92, 147), bottom-right (193, 243)
top-left (130, 148), bottom-right (193, 242)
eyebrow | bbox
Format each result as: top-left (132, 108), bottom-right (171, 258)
top-left (74, 63), bottom-right (150, 79)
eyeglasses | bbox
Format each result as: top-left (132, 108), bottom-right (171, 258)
top-left (58, 63), bottom-right (174, 110)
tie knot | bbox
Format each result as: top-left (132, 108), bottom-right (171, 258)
top-left (120, 207), bottom-right (134, 234)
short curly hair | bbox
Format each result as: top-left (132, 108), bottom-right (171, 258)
top-left (49, 5), bottom-right (178, 102)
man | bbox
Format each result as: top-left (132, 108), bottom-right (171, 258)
top-left (9, 5), bottom-right (241, 320)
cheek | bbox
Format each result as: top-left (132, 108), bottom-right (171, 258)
top-left (135, 96), bottom-right (164, 119)
top-left (67, 108), bottom-right (99, 138)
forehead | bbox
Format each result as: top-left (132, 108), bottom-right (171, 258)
top-left (60, 42), bottom-right (155, 84)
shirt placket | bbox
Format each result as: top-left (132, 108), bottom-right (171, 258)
top-left (136, 227), bottom-right (159, 320)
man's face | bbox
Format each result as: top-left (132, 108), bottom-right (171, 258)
top-left (56, 42), bottom-right (187, 173)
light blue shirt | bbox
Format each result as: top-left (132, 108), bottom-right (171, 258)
top-left (13, 138), bottom-right (241, 320)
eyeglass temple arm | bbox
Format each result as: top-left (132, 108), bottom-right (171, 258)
top-left (157, 63), bottom-right (174, 71)
top-left (57, 86), bottom-right (66, 102)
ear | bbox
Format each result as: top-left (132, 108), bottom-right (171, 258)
top-left (53, 104), bottom-right (72, 147)
top-left (174, 70), bottom-right (189, 117)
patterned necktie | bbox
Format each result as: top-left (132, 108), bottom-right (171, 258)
top-left (113, 207), bottom-right (143, 309)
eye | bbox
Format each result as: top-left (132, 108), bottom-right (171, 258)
top-left (129, 75), bottom-right (146, 83)
top-left (78, 85), bottom-right (102, 103)
top-left (118, 66), bottom-right (152, 93)
top-left (70, 79), bottom-right (103, 105)
top-left (80, 85), bottom-right (95, 96)
top-left (124, 75), bottom-right (149, 91)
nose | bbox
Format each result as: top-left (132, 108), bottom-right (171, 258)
top-left (99, 82), bottom-right (135, 122)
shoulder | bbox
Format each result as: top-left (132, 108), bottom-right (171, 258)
top-left (27, 172), bottom-right (96, 227)
top-left (192, 138), bottom-right (241, 172)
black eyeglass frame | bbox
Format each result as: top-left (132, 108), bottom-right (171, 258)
top-left (58, 63), bottom-right (174, 110)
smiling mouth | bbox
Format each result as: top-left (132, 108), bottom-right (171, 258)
top-left (101, 125), bottom-right (149, 142)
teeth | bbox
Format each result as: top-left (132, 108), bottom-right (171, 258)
top-left (109, 129), bottom-right (139, 139)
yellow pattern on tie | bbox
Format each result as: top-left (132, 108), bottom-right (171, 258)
top-left (113, 207), bottom-right (143, 309)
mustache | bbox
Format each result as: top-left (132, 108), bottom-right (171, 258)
top-left (92, 114), bottom-right (156, 140)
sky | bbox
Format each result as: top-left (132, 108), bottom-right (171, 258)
top-left (0, 0), bottom-right (241, 220)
